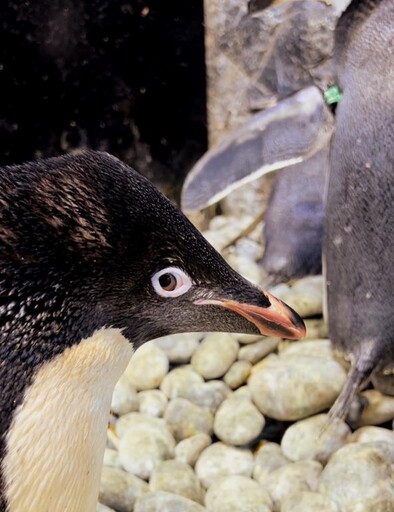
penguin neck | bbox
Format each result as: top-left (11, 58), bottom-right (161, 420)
top-left (1, 328), bottom-right (134, 512)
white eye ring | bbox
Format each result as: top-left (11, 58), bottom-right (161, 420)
top-left (151, 266), bottom-right (193, 298)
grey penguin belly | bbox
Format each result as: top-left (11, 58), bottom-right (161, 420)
top-left (262, 149), bottom-right (328, 284)
top-left (324, 0), bottom-right (394, 418)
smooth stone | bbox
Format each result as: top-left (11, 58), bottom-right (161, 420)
top-left (275, 275), bottom-right (324, 318)
top-left (164, 398), bottom-right (213, 441)
top-left (319, 442), bottom-right (394, 511)
top-left (351, 499), bottom-right (394, 512)
top-left (371, 371), bottom-right (394, 396)
top-left (134, 491), bottom-right (207, 512)
top-left (253, 442), bottom-right (290, 484)
top-left (117, 414), bottom-right (175, 480)
top-left (250, 353), bottom-right (279, 375)
top-left (203, 216), bottom-right (255, 253)
top-left (125, 343), bottom-right (169, 391)
top-left (358, 390), bottom-right (394, 426)
top-left (107, 427), bottom-right (120, 450)
top-left (195, 442), bottom-right (254, 488)
top-left (160, 366), bottom-right (204, 399)
top-left (233, 385), bottom-right (252, 400)
top-left (111, 374), bottom-right (139, 416)
top-left (235, 237), bottom-right (262, 262)
top-left (191, 333), bottom-right (239, 379)
top-left (150, 460), bottom-right (203, 503)
top-left (154, 333), bottom-right (201, 364)
top-left (205, 475), bottom-right (272, 512)
top-left (119, 433), bottom-right (174, 480)
top-left (99, 466), bottom-right (148, 512)
top-left (103, 448), bottom-right (121, 468)
top-left (238, 338), bottom-right (280, 364)
top-left (139, 390), bottom-right (168, 418)
top-left (208, 215), bottom-right (229, 230)
top-left (248, 355), bottom-right (346, 420)
top-left (179, 380), bottom-right (232, 413)
top-left (224, 360), bottom-right (252, 389)
top-left (226, 254), bottom-right (263, 284)
top-left (236, 334), bottom-right (266, 344)
top-left (202, 229), bottom-right (231, 253)
top-left (97, 504), bottom-right (115, 512)
top-left (214, 397), bottom-right (265, 446)
top-left (348, 426), bottom-right (394, 445)
top-left (263, 460), bottom-right (323, 510)
top-left (116, 412), bottom-right (174, 442)
top-left (268, 283), bottom-right (290, 300)
top-left (281, 414), bottom-right (350, 464)
top-left (278, 339), bottom-right (334, 359)
top-left (175, 433), bottom-right (212, 467)
top-left (281, 491), bottom-right (339, 512)
top-left (304, 319), bottom-right (328, 339)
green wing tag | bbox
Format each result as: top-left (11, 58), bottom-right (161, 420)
top-left (324, 85), bottom-right (342, 105)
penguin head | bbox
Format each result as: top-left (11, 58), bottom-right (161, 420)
top-left (1, 151), bottom-right (305, 350)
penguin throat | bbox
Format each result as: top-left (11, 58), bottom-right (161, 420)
top-left (2, 328), bottom-right (134, 512)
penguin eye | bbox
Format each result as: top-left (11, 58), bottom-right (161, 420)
top-left (151, 266), bottom-right (193, 298)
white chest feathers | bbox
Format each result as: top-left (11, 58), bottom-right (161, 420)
top-left (2, 328), bottom-right (134, 512)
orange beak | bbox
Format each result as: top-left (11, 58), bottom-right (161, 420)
top-left (195, 290), bottom-right (306, 340)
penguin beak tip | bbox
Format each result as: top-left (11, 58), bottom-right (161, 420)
top-left (195, 290), bottom-right (306, 340)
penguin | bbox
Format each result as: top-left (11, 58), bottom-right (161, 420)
top-left (324, 0), bottom-right (394, 419)
top-left (181, 86), bottom-right (334, 212)
top-left (261, 149), bottom-right (328, 284)
top-left (0, 151), bottom-right (305, 512)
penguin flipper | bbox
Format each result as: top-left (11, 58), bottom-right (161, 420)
top-left (181, 86), bottom-right (334, 212)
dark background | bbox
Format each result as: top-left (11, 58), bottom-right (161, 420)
top-left (0, 0), bottom-right (207, 199)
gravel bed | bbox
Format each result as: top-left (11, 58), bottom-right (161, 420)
top-left (98, 215), bottom-right (394, 512)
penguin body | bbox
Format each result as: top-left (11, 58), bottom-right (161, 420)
top-left (261, 149), bottom-right (328, 284)
top-left (0, 151), bottom-right (304, 511)
top-left (324, 0), bottom-right (394, 417)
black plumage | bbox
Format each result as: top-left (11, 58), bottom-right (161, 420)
top-left (0, 150), bottom-right (304, 510)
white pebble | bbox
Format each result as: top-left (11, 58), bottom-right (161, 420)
top-left (281, 491), bottom-right (339, 512)
top-left (253, 442), bottom-right (290, 483)
top-left (149, 460), bottom-right (203, 503)
top-left (319, 442), bottom-right (394, 511)
top-left (191, 333), bottom-right (239, 379)
top-left (224, 360), bottom-right (252, 389)
top-left (205, 475), bottom-right (272, 512)
top-left (134, 491), bottom-right (207, 512)
top-left (175, 434), bottom-right (212, 467)
top-left (195, 442), bottom-right (254, 488)
top-left (263, 460), bottom-right (323, 510)
top-left (160, 366), bottom-right (204, 399)
top-left (348, 426), bottom-right (394, 445)
top-left (238, 337), bottom-right (280, 364)
top-left (139, 390), bottom-right (168, 418)
top-left (281, 414), bottom-right (350, 464)
top-left (248, 355), bottom-right (346, 420)
top-left (214, 397), bottom-right (265, 446)
top-left (164, 398), bottom-right (213, 441)
top-left (125, 343), bottom-right (169, 391)
top-left (111, 374), bottom-right (139, 416)
top-left (154, 333), bottom-right (201, 364)
top-left (99, 466), bottom-right (148, 512)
